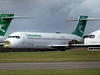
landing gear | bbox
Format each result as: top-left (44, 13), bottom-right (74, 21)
top-left (60, 48), bottom-right (66, 51)
top-left (59, 47), bottom-right (71, 51)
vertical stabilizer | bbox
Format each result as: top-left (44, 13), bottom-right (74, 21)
top-left (0, 14), bottom-right (14, 36)
top-left (72, 16), bottom-right (88, 37)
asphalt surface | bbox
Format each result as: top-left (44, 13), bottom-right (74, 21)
top-left (0, 61), bottom-right (100, 70)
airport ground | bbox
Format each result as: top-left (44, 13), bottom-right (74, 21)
top-left (0, 69), bottom-right (99, 75)
top-left (0, 48), bottom-right (100, 62)
top-left (0, 47), bottom-right (100, 75)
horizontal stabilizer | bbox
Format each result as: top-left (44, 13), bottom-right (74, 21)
top-left (1, 17), bottom-right (33, 20)
top-left (65, 20), bottom-right (78, 22)
top-left (81, 18), bottom-right (100, 21)
top-left (66, 18), bottom-right (100, 22)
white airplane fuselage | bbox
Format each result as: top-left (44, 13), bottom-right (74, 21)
top-left (84, 30), bottom-right (100, 45)
top-left (4, 32), bottom-right (82, 49)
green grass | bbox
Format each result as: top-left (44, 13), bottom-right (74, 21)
top-left (0, 69), bottom-right (100, 75)
top-left (0, 50), bottom-right (100, 63)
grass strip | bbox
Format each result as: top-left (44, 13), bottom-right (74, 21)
top-left (0, 69), bottom-right (100, 75)
top-left (0, 50), bottom-right (100, 63)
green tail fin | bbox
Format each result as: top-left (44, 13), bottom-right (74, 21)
top-left (0, 14), bottom-right (14, 36)
top-left (72, 16), bottom-right (88, 37)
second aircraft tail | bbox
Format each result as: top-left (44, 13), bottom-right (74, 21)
top-left (72, 16), bottom-right (88, 37)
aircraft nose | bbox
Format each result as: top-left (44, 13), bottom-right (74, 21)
top-left (4, 41), bottom-right (11, 48)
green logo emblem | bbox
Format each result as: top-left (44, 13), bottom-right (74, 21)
top-left (0, 24), bottom-right (5, 32)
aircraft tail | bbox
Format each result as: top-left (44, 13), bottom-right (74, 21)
top-left (72, 16), bottom-right (88, 37)
top-left (0, 14), bottom-right (14, 36)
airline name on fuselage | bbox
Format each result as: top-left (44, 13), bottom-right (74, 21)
top-left (25, 34), bottom-right (42, 37)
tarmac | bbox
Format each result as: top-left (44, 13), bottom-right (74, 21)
top-left (0, 61), bottom-right (100, 70)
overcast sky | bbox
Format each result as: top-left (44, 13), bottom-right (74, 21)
top-left (0, 0), bottom-right (100, 36)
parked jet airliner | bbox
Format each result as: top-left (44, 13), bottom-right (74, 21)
top-left (84, 30), bottom-right (100, 46)
top-left (4, 16), bottom-right (88, 50)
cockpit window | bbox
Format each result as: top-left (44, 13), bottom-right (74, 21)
top-left (90, 35), bottom-right (95, 38)
top-left (83, 35), bottom-right (95, 39)
top-left (8, 36), bottom-right (20, 39)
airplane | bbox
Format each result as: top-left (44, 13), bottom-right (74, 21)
top-left (71, 29), bottom-right (100, 50)
top-left (0, 14), bottom-right (32, 46)
top-left (4, 15), bottom-right (88, 50)
top-left (84, 30), bottom-right (100, 46)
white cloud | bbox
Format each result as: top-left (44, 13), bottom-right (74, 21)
top-left (0, 0), bottom-right (100, 35)
top-left (68, 0), bottom-right (100, 17)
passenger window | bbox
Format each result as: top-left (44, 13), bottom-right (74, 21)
top-left (17, 36), bottom-right (20, 39)
top-left (8, 36), bottom-right (20, 39)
